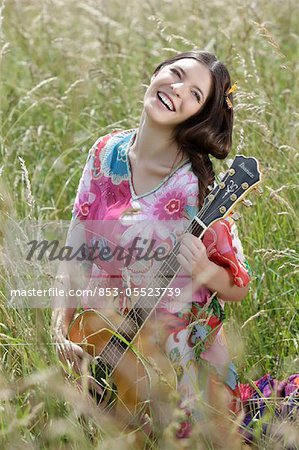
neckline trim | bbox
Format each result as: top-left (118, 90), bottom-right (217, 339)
top-left (125, 129), bottom-right (191, 200)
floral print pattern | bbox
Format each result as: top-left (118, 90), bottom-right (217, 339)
top-left (153, 190), bottom-right (187, 219)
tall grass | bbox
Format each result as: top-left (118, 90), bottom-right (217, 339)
top-left (0, 0), bottom-right (298, 448)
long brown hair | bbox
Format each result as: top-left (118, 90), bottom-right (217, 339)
top-left (153, 50), bottom-right (234, 208)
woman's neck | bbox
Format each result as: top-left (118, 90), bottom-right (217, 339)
top-left (129, 112), bottom-right (187, 169)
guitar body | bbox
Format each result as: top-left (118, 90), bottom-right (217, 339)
top-left (68, 309), bottom-right (177, 431)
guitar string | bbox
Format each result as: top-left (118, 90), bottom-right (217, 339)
top-left (98, 230), bottom-right (222, 363)
top-left (99, 223), bottom-right (217, 367)
top-left (98, 183), bottom-right (245, 366)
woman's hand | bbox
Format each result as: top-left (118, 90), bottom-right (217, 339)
top-left (177, 232), bottom-right (212, 278)
top-left (51, 308), bottom-right (89, 375)
top-left (53, 331), bottom-right (103, 397)
top-left (177, 232), bottom-right (249, 302)
top-left (54, 332), bottom-right (87, 373)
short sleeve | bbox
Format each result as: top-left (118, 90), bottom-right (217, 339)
top-left (68, 130), bottom-right (123, 280)
top-left (202, 217), bottom-right (251, 288)
top-left (61, 135), bottom-right (110, 296)
top-left (71, 131), bottom-right (118, 220)
top-left (65, 135), bottom-right (109, 281)
top-left (71, 146), bottom-right (94, 220)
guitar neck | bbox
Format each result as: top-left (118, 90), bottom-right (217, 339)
top-left (99, 219), bottom-right (205, 371)
top-left (123, 219), bottom-right (204, 324)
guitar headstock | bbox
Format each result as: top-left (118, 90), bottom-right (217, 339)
top-left (200, 155), bottom-right (262, 227)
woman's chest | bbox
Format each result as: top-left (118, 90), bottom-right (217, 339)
top-left (92, 133), bottom-right (198, 221)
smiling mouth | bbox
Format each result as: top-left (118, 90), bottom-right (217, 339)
top-left (157, 92), bottom-right (176, 112)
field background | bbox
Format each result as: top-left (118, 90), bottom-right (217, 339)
top-left (0, 0), bottom-right (298, 448)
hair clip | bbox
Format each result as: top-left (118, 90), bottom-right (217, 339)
top-left (224, 82), bottom-right (238, 109)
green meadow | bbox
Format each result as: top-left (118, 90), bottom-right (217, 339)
top-left (0, 0), bottom-right (298, 448)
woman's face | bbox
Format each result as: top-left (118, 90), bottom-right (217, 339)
top-left (143, 58), bottom-right (212, 127)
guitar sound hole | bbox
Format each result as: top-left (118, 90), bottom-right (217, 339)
top-left (89, 357), bottom-right (117, 407)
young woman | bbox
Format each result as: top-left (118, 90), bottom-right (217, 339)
top-left (52, 50), bottom-right (298, 440)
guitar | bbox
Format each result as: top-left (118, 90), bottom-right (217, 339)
top-left (68, 155), bottom-right (261, 434)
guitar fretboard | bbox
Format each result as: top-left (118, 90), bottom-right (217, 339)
top-left (98, 217), bottom-right (205, 373)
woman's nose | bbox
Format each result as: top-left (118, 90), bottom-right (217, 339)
top-left (171, 82), bottom-right (186, 96)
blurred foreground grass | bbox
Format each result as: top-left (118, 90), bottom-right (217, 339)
top-left (0, 0), bottom-right (298, 448)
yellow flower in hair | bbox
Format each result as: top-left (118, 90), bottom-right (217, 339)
top-left (226, 82), bottom-right (238, 95)
top-left (224, 82), bottom-right (238, 109)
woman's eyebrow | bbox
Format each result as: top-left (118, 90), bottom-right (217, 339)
top-left (174, 65), bottom-right (204, 100)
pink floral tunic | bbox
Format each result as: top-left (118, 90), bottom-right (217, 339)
top-left (72, 128), bottom-right (251, 425)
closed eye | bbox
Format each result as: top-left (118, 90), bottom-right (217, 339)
top-left (170, 68), bottom-right (181, 79)
top-left (170, 67), bottom-right (201, 103)
top-left (192, 91), bottom-right (201, 102)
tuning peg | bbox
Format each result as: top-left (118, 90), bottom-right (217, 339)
top-left (253, 186), bottom-right (263, 195)
top-left (231, 211), bottom-right (242, 221)
top-left (226, 159), bottom-right (234, 168)
top-left (241, 199), bottom-right (253, 207)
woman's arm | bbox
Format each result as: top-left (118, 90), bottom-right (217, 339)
top-left (50, 257), bottom-right (86, 370)
top-left (193, 260), bottom-right (249, 302)
top-left (51, 218), bottom-right (93, 334)
top-left (177, 232), bottom-right (250, 302)
top-left (51, 267), bottom-right (90, 373)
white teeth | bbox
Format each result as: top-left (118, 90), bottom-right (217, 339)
top-left (158, 92), bottom-right (174, 111)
